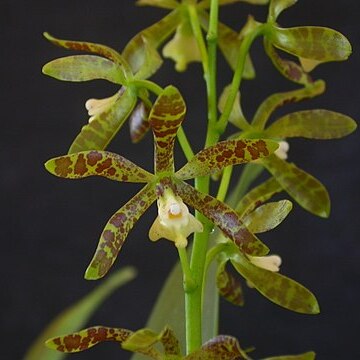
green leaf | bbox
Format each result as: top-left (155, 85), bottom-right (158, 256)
top-left (123, 10), bottom-right (180, 74)
top-left (176, 139), bottom-right (278, 180)
top-left (262, 351), bottom-right (316, 360)
top-left (264, 39), bottom-right (312, 85)
top-left (177, 181), bottom-right (269, 256)
top-left (269, 26), bottom-right (352, 64)
top-left (268, 0), bottom-right (298, 22)
top-left (251, 80), bottom-right (325, 130)
top-left (231, 254), bottom-right (320, 314)
top-left (243, 200), bottom-right (292, 233)
top-left (136, 0), bottom-right (179, 9)
top-left (129, 102), bottom-right (151, 143)
top-left (217, 259), bottom-right (245, 306)
top-left (185, 335), bottom-right (248, 360)
top-left (68, 87), bottom-right (137, 153)
top-left (236, 177), bottom-right (282, 218)
top-left (45, 150), bottom-right (154, 183)
top-left (149, 85), bottom-right (186, 174)
top-left (262, 155), bottom-right (330, 218)
top-left (24, 267), bottom-right (136, 360)
top-left (265, 110), bottom-right (357, 139)
top-left (42, 55), bottom-right (126, 84)
top-left (43, 32), bottom-right (132, 78)
top-left (85, 183), bottom-right (156, 280)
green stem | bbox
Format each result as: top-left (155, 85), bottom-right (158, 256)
top-left (178, 247), bottom-right (197, 292)
top-left (132, 79), bottom-right (163, 96)
top-left (216, 166), bottom-right (233, 202)
top-left (217, 24), bottom-right (267, 133)
top-left (177, 126), bottom-right (195, 161)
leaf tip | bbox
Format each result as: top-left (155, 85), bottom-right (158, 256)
top-left (84, 265), bottom-right (102, 281)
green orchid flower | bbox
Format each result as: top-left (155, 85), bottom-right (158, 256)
top-left (219, 79), bottom-right (357, 218)
top-left (45, 86), bottom-right (278, 280)
top-left (42, 32), bottom-right (162, 153)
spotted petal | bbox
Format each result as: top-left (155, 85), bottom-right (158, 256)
top-left (45, 150), bottom-right (154, 183)
top-left (176, 181), bottom-right (269, 256)
top-left (263, 155), bottom-right (330, 218)
top-left (231, 253), bottom-right (320, 314)
top-left (176, 139), bottom-right (278, 180)
top-left (243, 200), bottom-right (292, 233)
top-left (129, 102), bottom-right (151, 143)
top-left (217, 259), bottom-right (245, 306)
top-left (44, 32), bottom-right (132, 77)
top-left (185, 335), bottom-right (248, 360)
top-left (42, 55), bottom-right (126, 84)
top-left (262, 352), bottom-right (316, 360)
top-left (149, 86), bottom-right (186, 173)
top-left (69, 87), bottom-right (137, 153)
top-left (265, 110), bottom-right (357, 139)
top-left (85, 183), bottom-right (156, 280)
top-left (268, 0), bottom-right (298, 22)
top-left (251, 80), bottom-right (325, 130)
top-left (268, 26), bottom-right (352, 65)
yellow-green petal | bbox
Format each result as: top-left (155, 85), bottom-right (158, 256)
top-left (231, 254), bottom-right (320, 314)
top-left (243, 200), bottom-right (292, 233)
top-left (268, 0), bottom-right (298, 22)
top-left (45, 150), bottom-right (154, 183)
top-left (263, 156), bottom-right (330, 218)
top-left (68, 87), bottom-right (137, 153)
top-left (176, 139), bottom-right (278, 180)
top-left (265, 109), bottom-right (357, 139)
top-left (85, 183), bottom-right (156, 280)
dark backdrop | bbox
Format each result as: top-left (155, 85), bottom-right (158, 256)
top-left (2, 1), bottom-right (360, 359)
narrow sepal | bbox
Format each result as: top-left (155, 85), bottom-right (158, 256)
top-left (68, 87), bottom-right (137, 153)
top-left (268, 0), bottom-right (298, 22)
top-left (217, 260), bottom-right (245, 306)
top-left (129, 102), bottom-right (151, 143)
top-left (263, 156), bottom-right (330, 218)
top-left (43, 32), bottom-right (132, 76)
top-left (42, 55), bottom-right (126, 84)
top-left (184, 335), bottom-right (248, 360)
top-left (149, 86), bottom-right (186, 173)
top-left (236, 177), bottom-right (283, 218)
top-left (264, 39), bottom-right (312, 85)
top-left (45, 150), bottom-right (154, 183)
top-left (45, 326), bottom-right (132, 353)
top-left (243, 200), bottom-right (292, 233)
top-left (262, 352), bottom-right (316, 360)
top-left (252, 80), bottom-right (325, 130)
top-left (176, 139), bottom-right (278, 180)
top-left (265, 110), bottom-right (357, 139)
top-left (269, 26), bottom-right (352, 64)
top-left (176, 181), bottom-right (269, 256)
top-left (85, 183), bottom-right (156, 279)
top-left (231, 254), bottom-right (320, 314)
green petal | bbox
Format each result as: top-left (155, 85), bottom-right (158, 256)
top-left (24, 267), bottom-right (136, 360)
top-left (243, 200), bottom-right (292, 233)
top-left (176, 139), bottom-right (278, 180)
top-left (265, 109), bottom-right (357, 139)
top-left (42, 55), bottom-right (126, 84)
top-left (236, 177), bottom-right (283, 218)
top-left (252, 80), bottom-right (325, 130)
top-left (231, 254), bottom-right (320, 314)
top-left (45, 326), bottom-right (132, 353)
top-left (149, 86), bottom-right (186, 174)
top-left (263, 156), bottom-right (330, 218)
top-left (136, 0), bottom-right (179, 9)
top-left (185, 335), bottom-right (247, 360)
top-left (45, 150), bottom-right (154, 183)
top-left (85, 183), bottom-right (156, 279)
top-left (264, 39), bottom-right (312, 85)
top-left (123, 10), bottom-right (180, 75)
top-left (129, 102), bottom-right (151, 143)
top-left (44, 32), bottom-right (132, 77)
top-left (262, 352), bottom-right (316, 360)
top-left (268, 0), bottom-right (298, 22)
top-left (68, 87), bottom-right (137, 153)
top-left (268, 26), bottom-right (352, 64)
top-left (217, 259), bottom-right (245, 306)
top-left (177, 181), bottom-right (269, 256)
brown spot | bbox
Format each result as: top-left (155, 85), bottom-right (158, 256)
top-left (74, 154), bottom-right (87, 176)
top-left (54, 157), bottom-right (72, 177)
top-left (96, 158), bottom-right (112, 173)
top-left (64, 334), bottom-right (82, 352)
top-left (87, 151), bottom-right (102, 166)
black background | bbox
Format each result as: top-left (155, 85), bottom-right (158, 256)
top-left (2, 1), bottom-right (360, 359)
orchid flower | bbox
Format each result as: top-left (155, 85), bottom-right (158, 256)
top-left (45, 86), bottom-right (278, 280)
top-left (42, 32), bottom-right (162, 153)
